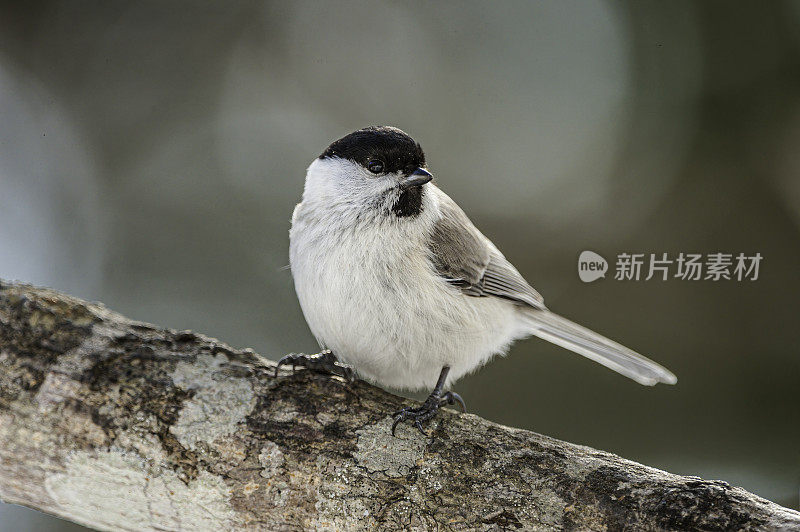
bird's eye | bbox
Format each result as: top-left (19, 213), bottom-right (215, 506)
top-left (367, 160), bottom-right (385, 174)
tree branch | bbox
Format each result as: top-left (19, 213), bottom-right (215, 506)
top-left (0, 280), bottom-right (797, 530)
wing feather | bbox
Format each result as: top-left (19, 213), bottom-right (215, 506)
top-left (428, 192), bottom-right (545, 310)
top-left (426, 189), bottom-right (676, 386)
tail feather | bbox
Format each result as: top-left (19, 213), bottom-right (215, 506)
top-left (525, 310), bottom-right (677, 386)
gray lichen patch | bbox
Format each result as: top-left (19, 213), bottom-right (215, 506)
top-left (35, 372), bottom-right (83, 410)
top-left (44, 450), bottom-right (236, 531)
top-left (258, 441), bottom-right (285, 478)
top-left (353, 416), bottom-right (426, 477)
top-left (313, 486), bottom-right (376, 530)
top-left (112, 428), bottom-right (168, 464)
top-left (170, 353), bottom-right (256, 452)
top-left (312, 454), bottom-right (381, 530)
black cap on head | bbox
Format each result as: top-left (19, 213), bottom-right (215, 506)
top-left (321, 126), bottom-right (426, 176)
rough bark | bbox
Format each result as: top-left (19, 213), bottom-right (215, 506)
top-left (0, 281), bottom-right (797, 531)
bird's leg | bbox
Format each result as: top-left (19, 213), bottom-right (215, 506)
top-left (392, 366), bottom-right (466, 436)
top-left (274, 350), bottom-right (355, 383)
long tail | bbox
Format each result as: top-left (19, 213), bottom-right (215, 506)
top-left (524, 310), bottom-right (677, 386)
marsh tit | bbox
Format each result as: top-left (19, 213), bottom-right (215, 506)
top-left (278, 126), bottom-right (676, 435)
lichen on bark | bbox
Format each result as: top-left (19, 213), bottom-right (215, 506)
top-left (0, 280), bottom-right (798, 531)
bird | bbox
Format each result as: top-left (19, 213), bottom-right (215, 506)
top-left (277, 126), bottom-right (676, 436)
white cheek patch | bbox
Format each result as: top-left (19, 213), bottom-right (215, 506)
top-left (303, 158), bottom-right (399, 210)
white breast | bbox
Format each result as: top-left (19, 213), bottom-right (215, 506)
top-left (289, 186), bottom-right (528, 391)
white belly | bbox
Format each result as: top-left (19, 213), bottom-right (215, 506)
top-left (289, 206), bottom-right (528, 391)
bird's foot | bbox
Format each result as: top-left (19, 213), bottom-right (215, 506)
top-left (274, 350), bottom-right (355, 383)
top-left (392, 391), bottom-right (466, 436)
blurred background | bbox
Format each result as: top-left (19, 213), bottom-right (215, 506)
top-left (1, 1), bottom-right (799, 529)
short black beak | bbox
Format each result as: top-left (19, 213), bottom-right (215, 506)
top-left (399, 168), bottom-right (433, 190)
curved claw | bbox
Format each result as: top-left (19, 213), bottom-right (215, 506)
top-left (391, 411), bottom-right (410, 436)
top-left (274, 354), bottom-right (298, 378)
top-left (391, 390), bottom-right (467, 437)
top-left (442, 391), bottom-right (467, 413)
top-left (339, 365), bottom-right (356, 384)
top-left (392, 411), bottom-right (430, 437)
top-left (273, 351), bottom-right (355, 383)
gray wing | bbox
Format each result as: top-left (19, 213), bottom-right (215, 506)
top-left (428, 192), bottom-right (546, 310)
top-left (427, 191), bottom-right (676, 386)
